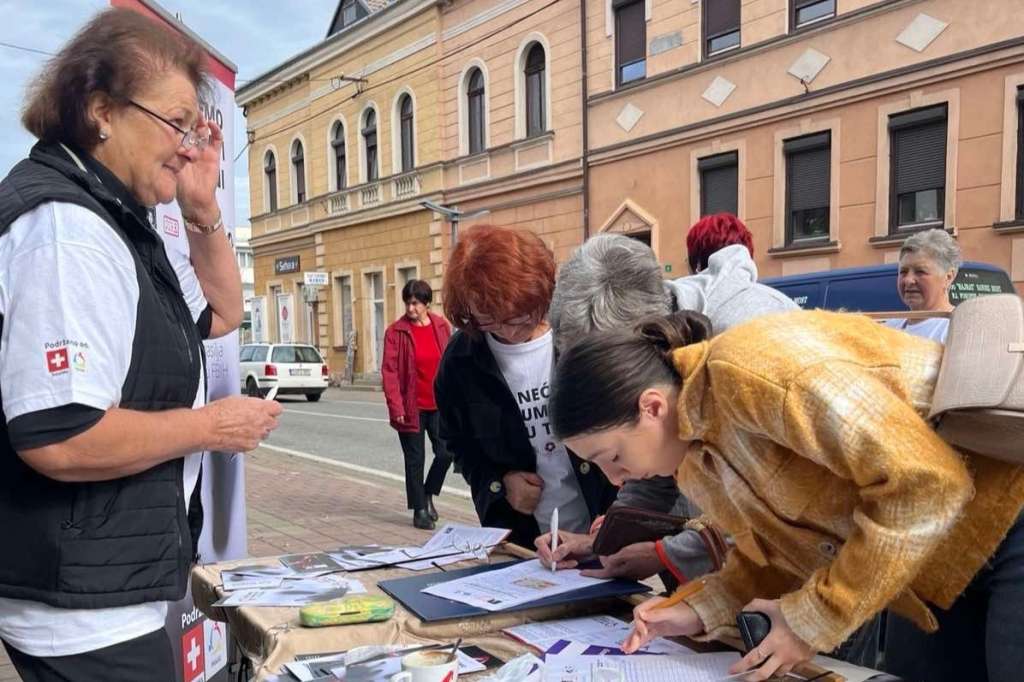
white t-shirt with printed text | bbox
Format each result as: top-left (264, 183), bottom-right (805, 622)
top-left (0, 201), bottom-right (207, 657)
top-left (486, 329), bottom-right (590, 535)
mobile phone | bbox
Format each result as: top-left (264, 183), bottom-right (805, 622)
top-left (736, 610), bottom-right (772, 651)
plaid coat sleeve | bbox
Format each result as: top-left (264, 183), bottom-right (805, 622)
top-left (710, 359), bottom-right (974, 652)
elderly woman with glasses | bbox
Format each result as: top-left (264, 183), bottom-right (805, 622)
top-left (0, 10), bottom-right (280, 680)
top-left (434, 225), bottom-right (618, 548)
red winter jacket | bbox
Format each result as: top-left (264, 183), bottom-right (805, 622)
top-left (381, 312), bottom-right (452, 433)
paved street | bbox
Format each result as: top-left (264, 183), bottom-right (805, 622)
top-left (261, 387), bottom-right (471, 499)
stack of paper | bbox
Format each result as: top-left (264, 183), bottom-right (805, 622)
top-left (328, 524), bottom-right (510, 572)
top-left (216, 560), bottom-right (366, 608)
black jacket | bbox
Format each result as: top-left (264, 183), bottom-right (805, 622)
top-left (435, 330), bottom-right (618, 547)
top-left (0, 142), bottom-right (208, 609)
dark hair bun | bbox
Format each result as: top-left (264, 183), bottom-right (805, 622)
top-left (634, 311), bottom-right (712, 355)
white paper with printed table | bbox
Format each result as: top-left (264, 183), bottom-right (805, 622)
top-left (504, 615), bottom-right (695, 656)
top-left (420, 559), bottom-right (611, 611)
top-left (543, 653), bottom-right (742, 682)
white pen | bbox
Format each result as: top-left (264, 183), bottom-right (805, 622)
top-left (550, 507), bottom-right (559, 573)
top-left (264, 385), bottom-right (279, 401)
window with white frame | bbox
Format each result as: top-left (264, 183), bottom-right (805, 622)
top-left (524, 43), bottom-right (546, 137)
top-left (362, 109), bottom-right (378, 181)
top-left (467, 68), bottom-right (486, 155)
top-left (291, 140), bottom-right (306, 203)
top-left (264, 151), bottom-right (278, 212)
top-left (332, 121), bottom-right (346, 191)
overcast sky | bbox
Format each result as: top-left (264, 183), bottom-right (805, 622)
top-left (0, 0), bottom-right (338, 227)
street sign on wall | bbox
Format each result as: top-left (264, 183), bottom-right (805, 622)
top-left (304, 271), bottom-right (329, 287)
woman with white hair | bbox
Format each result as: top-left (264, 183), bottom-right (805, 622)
top-left (884, 228), bottom-right (961, 342)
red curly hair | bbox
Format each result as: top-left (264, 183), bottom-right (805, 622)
top-left (443, 225), bottom-right (555, 336)
top-left (686, 213), bottom-right (754, 273)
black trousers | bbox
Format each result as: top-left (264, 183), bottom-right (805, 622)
top-left (398, 410), bottom-right (452, 511)
top-left (884, 511), bottom-right (1024, 682)
top-left (3, 627), bottom-right (175, 682)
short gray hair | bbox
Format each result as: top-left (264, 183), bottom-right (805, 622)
top-left (899, 228), bottom-right (962, 273)
top-left (551, 234), bottom-right (671, 354)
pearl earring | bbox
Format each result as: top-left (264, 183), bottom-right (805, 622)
top-left (99, 131), bottom-right (110, 141)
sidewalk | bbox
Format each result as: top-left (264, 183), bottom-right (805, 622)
top-left (0, 447), bottom-right (478, 680)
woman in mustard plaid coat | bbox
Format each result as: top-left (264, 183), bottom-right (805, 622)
top-left (549, 309), bottom-right (1024, 682)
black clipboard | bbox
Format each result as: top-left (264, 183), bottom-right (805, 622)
top-left (377, 560), bottom-right (649, 622)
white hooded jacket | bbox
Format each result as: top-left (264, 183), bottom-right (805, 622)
top-left (664, 244), bottom-right (798, 334)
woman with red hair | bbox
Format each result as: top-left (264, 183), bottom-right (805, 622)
top-left (669, 213), bottom-right (795, 334)
top-left (435, 225), bottom-right (618, 547)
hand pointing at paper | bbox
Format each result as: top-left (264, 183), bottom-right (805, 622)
top-left (621, 597), bottom-right (704, 654)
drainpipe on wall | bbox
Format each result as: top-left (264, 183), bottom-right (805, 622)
top-left (580, 0), bottom-right (590, 240)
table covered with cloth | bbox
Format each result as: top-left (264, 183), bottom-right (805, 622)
top-left (191, 544), bottom-right (651, 680)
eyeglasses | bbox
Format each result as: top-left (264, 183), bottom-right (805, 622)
top-left (128, 100), bottom-right (209, 151)
top-left (459, 312), bottom-right (536, 331)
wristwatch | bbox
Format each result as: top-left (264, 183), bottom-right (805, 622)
top-left (183, 212), bottom-right (224, 235)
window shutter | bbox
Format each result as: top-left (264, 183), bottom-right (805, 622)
top-left (1017, 89), bottom-right (1024, 219)
top-left (616, 1), bottom-right (645, 65)
top-left (705, 0), bottom-right (741, 37)
top-left (785, 132), bottom-right (830, 212)
top-left (891, 111), bottom-right (947, 195)
top-left (699, 152), bottom-right (738, 216)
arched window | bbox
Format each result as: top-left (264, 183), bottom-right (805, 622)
top-left (264, 151), bottom-right (277, 212)
top-left (362, 109), bottom-right (378, 182)
top-left (467, 68), bottom-right (485, 155)
top-left (291, 140), bottom-right (306, 203)
top-left (525, 44), bottom-right (546, 138)
top-left (399, 94), bottom-right (415, 173)
top-left (331, 122), bottom-right (346, 191)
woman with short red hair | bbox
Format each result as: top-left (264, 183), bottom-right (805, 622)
top-left (435, 225), bottom-right (618, 547)
top-left (669, 213), bottom-right (795, 334)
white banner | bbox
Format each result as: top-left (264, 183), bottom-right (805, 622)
top-left (251, 296), bottom-right (268, 343)
top-left (278, 293), bottom-right (295, 343)
top-left (116, 2), bottom-right (243, 680)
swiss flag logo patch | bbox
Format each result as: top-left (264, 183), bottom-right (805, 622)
top-left (45, 348), bottom-right (69, 374)
top-left (182, 624), bottom-right (206, 682)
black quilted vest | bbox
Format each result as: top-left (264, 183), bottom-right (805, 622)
top-left (0, 142), bottom-right (205, 609)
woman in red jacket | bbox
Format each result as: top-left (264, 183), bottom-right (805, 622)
top-left (382, 279), bottom-right (453, 529)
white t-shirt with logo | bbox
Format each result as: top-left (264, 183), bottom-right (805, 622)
top-left (0, 201), bottom-right (206, 657)
top-left (486, 329), bottom-right (590, 535)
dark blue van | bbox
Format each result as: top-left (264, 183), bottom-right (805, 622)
top-left (760, 261), bottom-right (1016, 312)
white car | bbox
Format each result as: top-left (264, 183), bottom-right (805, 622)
top-left (239, 343), bottom-right (328, 402)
